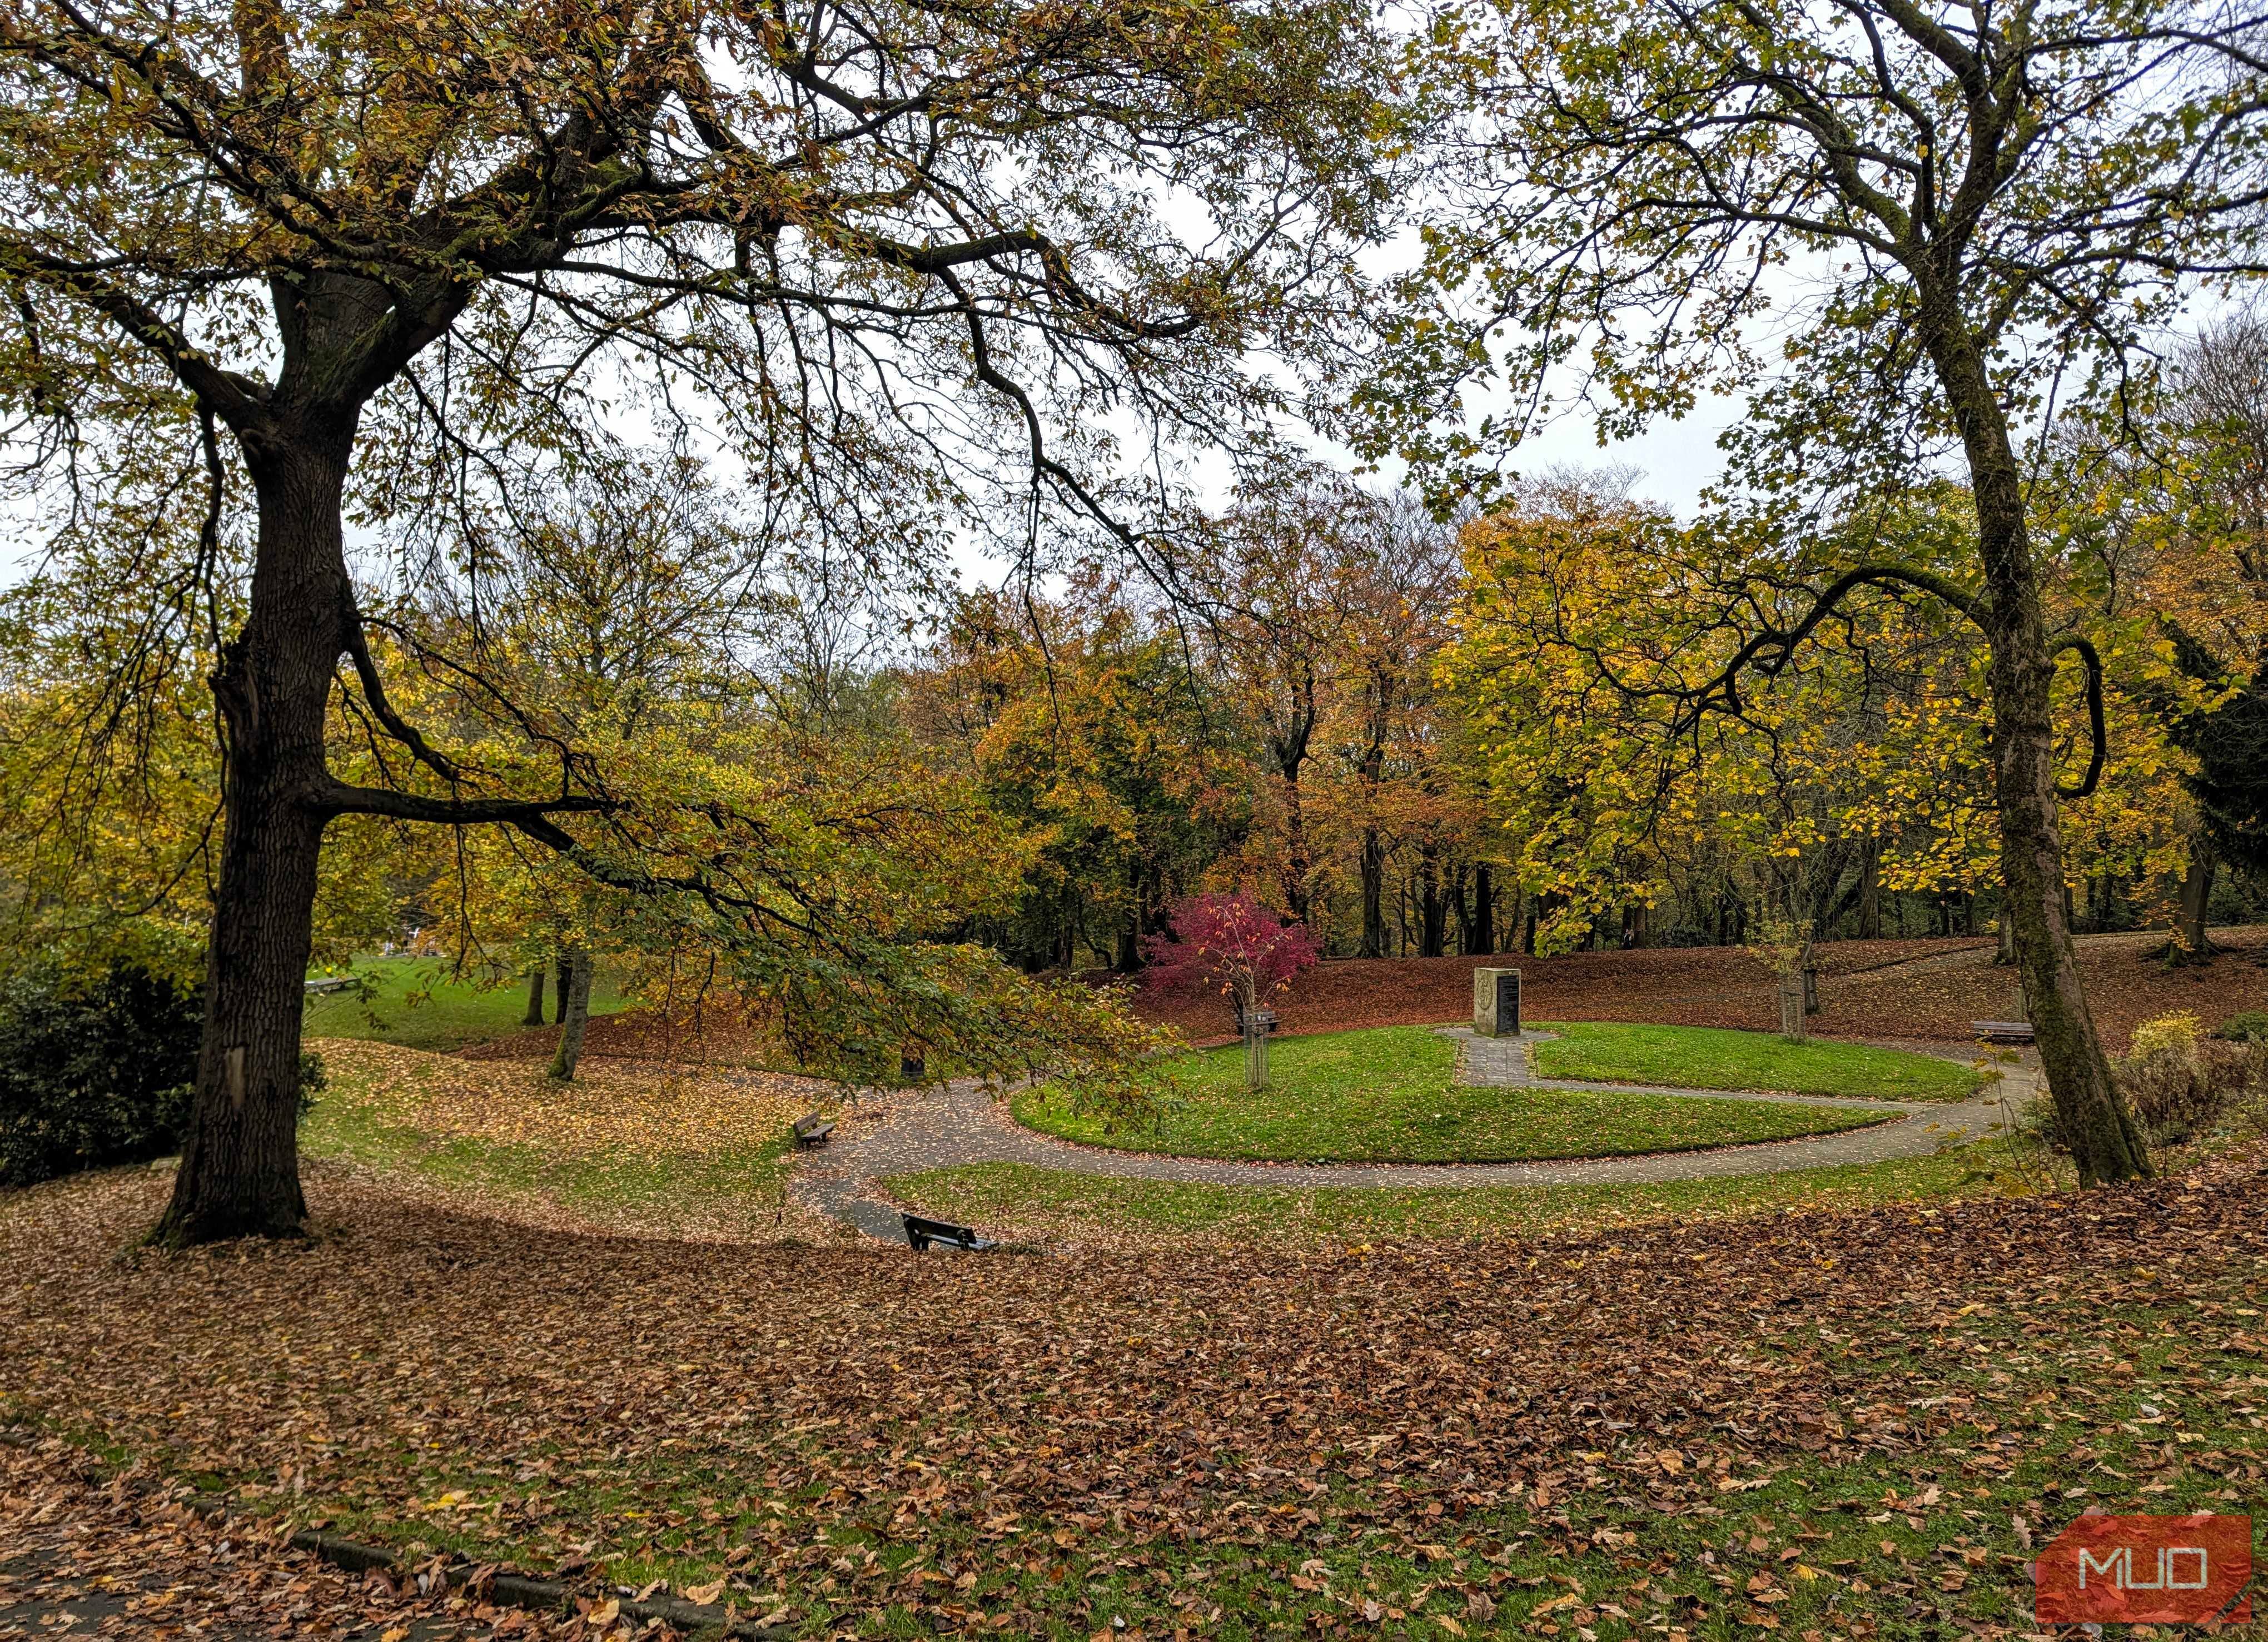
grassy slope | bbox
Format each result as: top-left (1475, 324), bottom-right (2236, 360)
top-left (883, 1143), bottom-right (2020, 1244)
top-left (299, 1040), bottom-right (797, 1236)
top-left (303, 954), bottom-right (631, 1052)
top-left (1014, 1024), bottom-right (1890, 1163)
top-left (1534, 1019), bottom-right (1979, 1100)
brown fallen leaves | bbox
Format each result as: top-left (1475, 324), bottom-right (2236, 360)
top-left (3, 1152), bottom-right (2265, 1638)
top-left (1128, 931), bottom-right (2268, 1052)
top-left (317, 1040), bottom-right (832, 1161)
top-left (0, 1437), bottom-right (646, 1640)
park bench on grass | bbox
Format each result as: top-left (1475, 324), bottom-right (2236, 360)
top-left (303, 977), bottom-right (354, 996)
top-left (902, 1212), bottom-right (992, 1253)
top-left (792, 1111), bottom-right (835, 1148)
top-left (1971, 1019), bottom-right (2036, 1046)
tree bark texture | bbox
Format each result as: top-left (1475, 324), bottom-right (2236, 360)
top-left (523, 967), bottom-right (547, 1026)
top-left (153, 434), bottom-right (355, 1245)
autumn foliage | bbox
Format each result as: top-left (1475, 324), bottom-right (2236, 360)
top-left (1141, 892), bottom-right (1321, 1028)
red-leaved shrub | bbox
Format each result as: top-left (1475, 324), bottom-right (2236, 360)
top-left (1142, 892), bottom-right (1320, 1031)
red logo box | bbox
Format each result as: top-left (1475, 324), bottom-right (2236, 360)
top-left (2035, 1514), bottom-right (2252, 1625)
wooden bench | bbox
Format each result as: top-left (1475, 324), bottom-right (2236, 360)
top-left (1971, 1020), bottom-right (2035, 1046)
top-left (792, 1111), bottom-right (835, 1148)
top-left (303, 977), bottom-right (355, 996)
top-left (902, 1212), bottom-right (992, 1253)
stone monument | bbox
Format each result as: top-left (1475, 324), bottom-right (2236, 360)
top-left (1473, 967), bottom-right (1521, 1037)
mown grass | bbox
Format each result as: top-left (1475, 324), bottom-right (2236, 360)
top-left (1534, 1020), bottom-right (1980, 1101)
top-left (883, 1138), bottom-right (2021, 1245)
top-left (302, 954), bottom-right (633, 1052)
top-left (1014, 1023), bottom-right (1892, 1162)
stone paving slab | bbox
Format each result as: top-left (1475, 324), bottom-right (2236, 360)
top-left (792, 1031), bottom-right (2028, 1241)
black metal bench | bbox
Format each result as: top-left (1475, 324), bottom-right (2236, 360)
top-left (1971, 1019), bottom-right (2035, 1046)
top-left (902, 1212), bottom-right (992, 1252)
top-left (792, 1111), bottom-right (835, 1147)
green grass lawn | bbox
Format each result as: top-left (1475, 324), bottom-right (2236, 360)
top-left (303, 954), bottom-right (633, 1052)
top-left (884, 1141), bottom-right (2022, 1245)
top-left (1012, 1023), bottom-right (1893, 1163)
top-left (1533, 1019), bottom-right (1981, 1100)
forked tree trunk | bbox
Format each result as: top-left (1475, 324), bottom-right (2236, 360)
top-left (553, 952), bottom-right (574, 1022)
top-left (549, 947), bottom-right (594, 1079)
top-left (153, 434), bottom-right (355, 1245)
top-left (1922, 283), bottom-right (2149, 1186)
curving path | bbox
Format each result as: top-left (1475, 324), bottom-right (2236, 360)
top-left (792, 1028), bottom-right (2030, 1242)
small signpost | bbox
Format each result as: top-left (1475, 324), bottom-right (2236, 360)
top-left (1473, 968), bottom-right (1521, 1038)
top-left (1243, 1008), bottom-right (1277, 1090)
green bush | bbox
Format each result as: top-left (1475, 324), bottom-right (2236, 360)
top-left (2218, 1008), bottom-right (2268, 1043)
top-left (0, 965), bottom-right (328, 1188)
top-left (0, 964), bottom-right (204, 1186)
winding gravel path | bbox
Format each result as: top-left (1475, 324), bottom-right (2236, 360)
top-left (792, 1028), bottom-right (2028, 1242)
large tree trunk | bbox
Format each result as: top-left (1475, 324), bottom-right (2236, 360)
top-left (1922, 284), bottom-right (2149, 1186)
top-left (549, 947), bottom-right (594, 1080)
top-left (153, 435), bottom-right (354, 1245)
top-left (523, 967), bottom-right (547, 1026)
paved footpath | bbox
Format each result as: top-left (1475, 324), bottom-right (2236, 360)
top-left (793, 1029), bottom-right (2030, 1242)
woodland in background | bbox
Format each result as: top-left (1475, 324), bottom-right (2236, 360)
top-left (894, 305), bottom-right (2268, 976)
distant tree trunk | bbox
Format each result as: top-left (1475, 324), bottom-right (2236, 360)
top-left (1279, 767), bottom-right (1313, 922)
top-left (1418, 844), bottom-right (1448, 957)
top-left (1267, 686), bottom-right (1318, 922)
top-left (1857, 847), bottom-right (1882, 939)
top-left (1360, 827), bottom-right (1387, 958)
top-left (553, 953), bottom-right (574, 1023)
top-left (548, 947), bottom-right (593, 1080)
top-left (1622, 903), bottom-right (1651, 948)
top-left (2177, 847), bottom-right (2217, 960)
top-left (522, 967), bottom-right (547, 1026)
top-left (1472, 863), bottom-right (1496, 954)
top-left (1116, 860), bottom-right (1142, 973)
